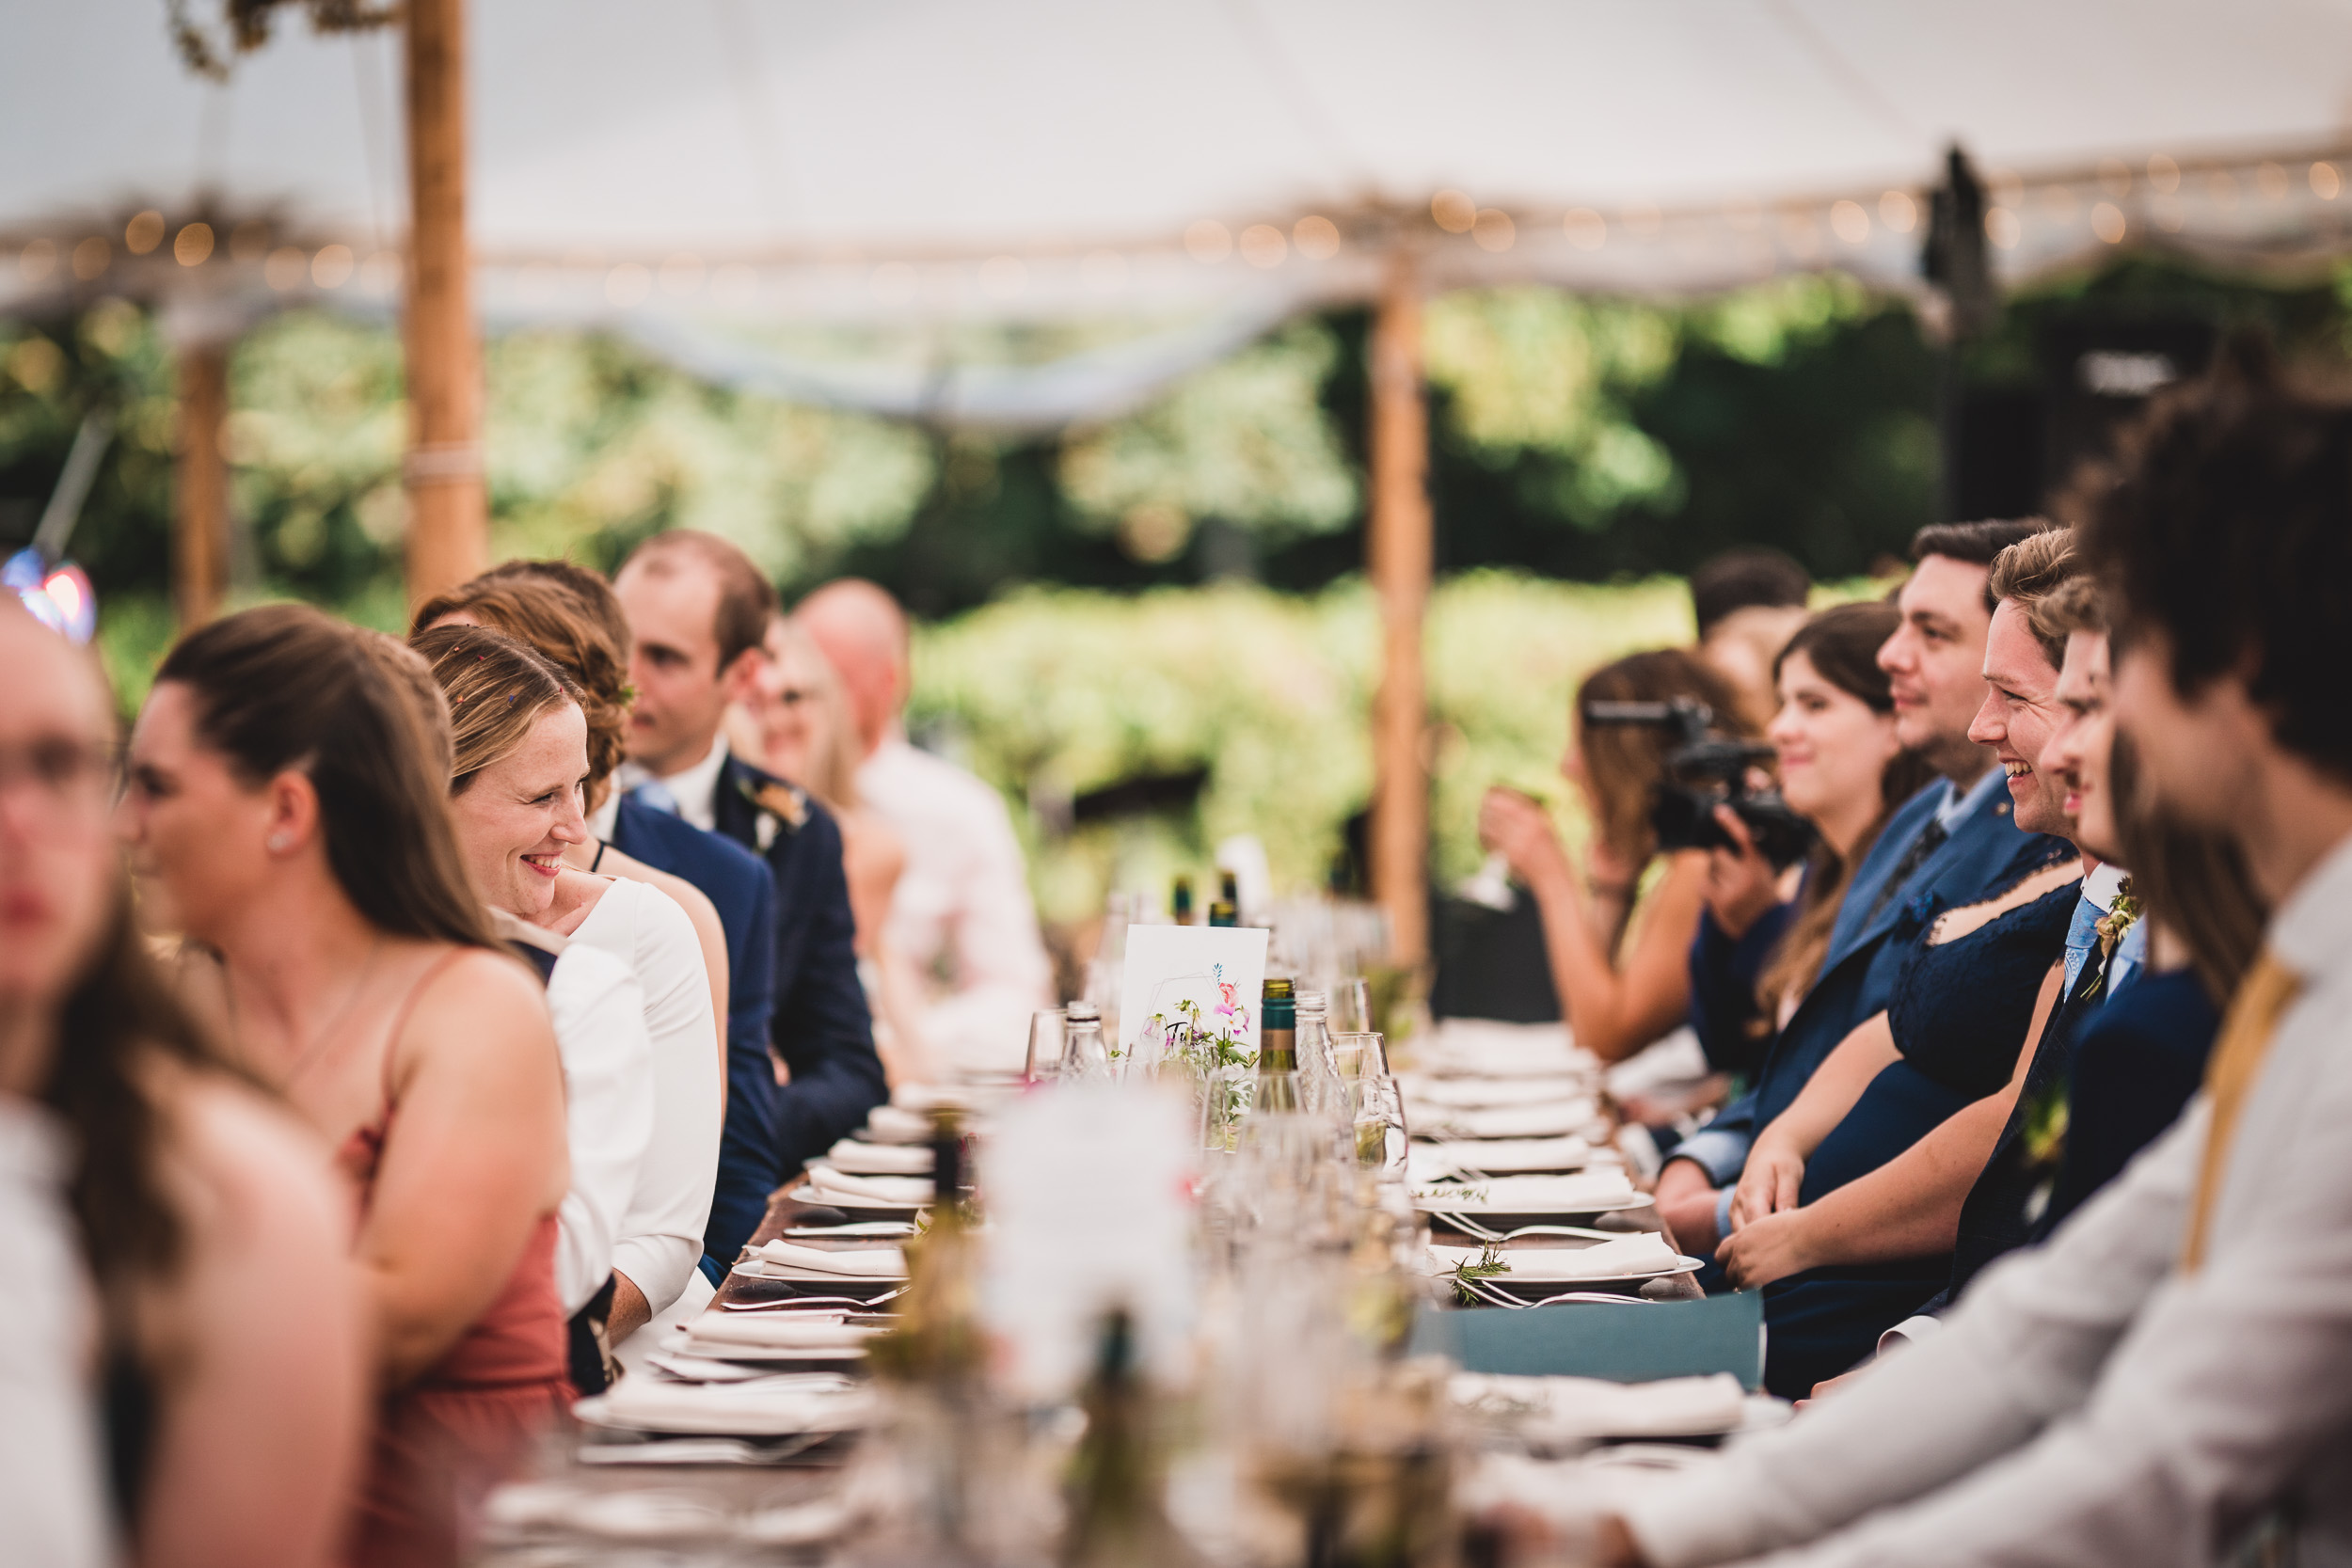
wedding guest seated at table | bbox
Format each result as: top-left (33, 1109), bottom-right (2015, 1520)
top-left (1475, 649), bottom-right (1746, 1066)
top-left (3, 600), bottom-right (364, 1568)
top-left (1652, 521), bottom-right (2056, 1256)
top-left (2026, 594), bottom-right (2263, 1232)
top-left (413, 566), bottom-right (731, 1074)
top-left (1687, 601), bottom-right (1936, 1079)
top-left (410, 626), bottom-right (722, 1370)
top-left (1577, 342), bottom-right (2352, 1568)
top-left (418, 559), bottom-right (778, 1284)
top-left (119, 604), bottom-right (570, 1568)
top-left (615, 534), bottom-right (882, 1224)
top-left (1712, 530), bottom-right (2090, 1395)
top-left (731, 610), bottom-right (933, 1086)
top-left (800, 576), bottom-right (1054, 1074)
top-left (1690, 546), bottom-right (1814, 733)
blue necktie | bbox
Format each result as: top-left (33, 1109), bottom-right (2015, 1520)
top-left (630, 779), bottom-right (681, 817)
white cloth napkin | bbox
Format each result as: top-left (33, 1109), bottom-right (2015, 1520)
top-left (1453, 1372), bottom-right (1751, 1439)
top-left (1414, 1169), bottom-right (1640, 1213)
top-left (751, 1240), bottom-right (908, 1278)
top-left (681, 1315), bottom-right (879, 1352)
top-left (803, 1167), bottom-right (932, 1205)
top-left (1414, 1100), bottom-right (1599, 1141)
top-left (863, 1104), bottom-right (935, 1145)
top-left (1427, 1230), bottom-right (1681, 1282)
top-left (826, 1139), bottom-right (933, 1176)
top-left (1405, 1074), bottom-right (1595, 1109)
top-left (580, 1377), bottom-right (874, 1436)
top-left (1418, 1134), bottom-right (1599, 1175)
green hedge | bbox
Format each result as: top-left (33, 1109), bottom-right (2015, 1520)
top-left (909, 570), bottom-right (1695, 927)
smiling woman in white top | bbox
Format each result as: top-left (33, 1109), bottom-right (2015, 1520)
top-left (407, 625), bottom-right (722, 1353)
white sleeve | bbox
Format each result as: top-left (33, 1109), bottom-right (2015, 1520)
top-left (608, 884), bottom-right (722, 1316)
top-left (546, 945), bottom-right (656, 1317)
top-left (929, 782), bottom-right (1053, 1071)
top-left (1624, 1105), bottom-right (2206, 1567)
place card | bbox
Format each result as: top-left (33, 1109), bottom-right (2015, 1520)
top-left (1117, 923), bottom-right (1269, 1063)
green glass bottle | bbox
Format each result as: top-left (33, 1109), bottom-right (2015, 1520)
top-left (1171, 876), bottom-right (1195, 926)
top-left (1255, 977), bottom-right (1299, 1113)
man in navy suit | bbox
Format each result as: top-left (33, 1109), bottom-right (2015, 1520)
top-left (1658, 521), bottom-right (2062, 1256)
top-left (612, 531), bottom-right (886, 1267)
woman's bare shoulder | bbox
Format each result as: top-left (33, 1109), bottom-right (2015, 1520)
top-left (146, 1062), bottom-right (351, 1250)
top-left (1927, 857), bottom-right (2085, 946)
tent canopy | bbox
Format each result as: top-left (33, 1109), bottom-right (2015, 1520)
top-left (9, 0), bottom-right (2352, 424)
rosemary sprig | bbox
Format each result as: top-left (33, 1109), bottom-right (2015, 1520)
top-left (1451, 1241), bottom-right (1512, 1305)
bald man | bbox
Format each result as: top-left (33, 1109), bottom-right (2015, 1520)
top-left (798, 579), bottom-right (1052, 1073)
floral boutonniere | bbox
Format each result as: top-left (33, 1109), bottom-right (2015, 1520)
top-left (2094, 878), bottom-right (2139, 964)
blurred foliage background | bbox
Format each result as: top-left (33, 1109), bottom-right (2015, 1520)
top-left (7, 256), bottom-right (2348, 933)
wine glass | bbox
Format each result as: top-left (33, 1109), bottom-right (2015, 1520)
top-left (1352, 1074), bottom-right (1409, 1181)
top-left (1332, 1030), bottom-right (1389, 1079)
top-left (1331, 977), bottom-right (1373, 1035)
top-left (1024, 1008), bottom-right (1067, 1083)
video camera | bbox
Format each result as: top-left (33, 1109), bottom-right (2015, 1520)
top-left (1581, 697), bottom-right (1816, 870)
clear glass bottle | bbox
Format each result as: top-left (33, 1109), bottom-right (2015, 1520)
top-left (1065, 999), bottom-right (1114, 1082)
top-left (1294, 988), bottom-right (1344, 1120)
top-left (1170, 876), bottom-right (1195, 927)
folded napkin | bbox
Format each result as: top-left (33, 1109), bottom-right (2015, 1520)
top-left (1428, 1230), bottom-right (1682, 1282)
top-left (1414, 1170), bottom-right (1639, 1213)
top-left (751, 1240), bottom-right (907, 1278)
top-left (826, 1139), bottom-right (933, 1176)
top-left (1415, 1100), bottom-right (1599, 1141)
top-left (1453, 1372), bottom-right (1749, 1440)
top-left (863, 1104), bottom-right (935, 1145)
top-left (681, 1315), bottom-right (880, 1352)
top-left (580, 1376), bottom-right (874, 1436)
top-left (1405, 1074), bottom-right (1595, 1110)
top-left (803, 1167), bottom-right (932, 1205)
top-left (1419, 1135), bottom-right (1599, 1175)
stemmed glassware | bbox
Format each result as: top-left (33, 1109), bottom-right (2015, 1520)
top-left (1024, 1008), bottom-right (1067, 1083)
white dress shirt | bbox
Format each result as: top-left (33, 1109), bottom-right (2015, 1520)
top-left (615, 735), bottom-right (730, 834)
top-left (1622, 831), bottom-right (2352, 1568)
top-left (545, 940), bottom-right (656, 1315)
top-left (0, 1098), bottom-right (109, 1568)
top-left (571, 877), bottom-right (723, 1317)
top-left (858, 735), bottom-right (1053, 1072)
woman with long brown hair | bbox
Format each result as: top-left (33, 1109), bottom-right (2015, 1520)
top-left (3, 601), bottom-right (364, 1567)
top-left (408, 623), bottom-right (721, 1356)
top-left (118, 604), bottom-right (569, 1568)
top-left (1476, 647), bottom-right (1750, 1064)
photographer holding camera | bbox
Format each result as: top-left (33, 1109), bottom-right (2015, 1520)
top-left (1477, 649), bottom-right (1748, 1065)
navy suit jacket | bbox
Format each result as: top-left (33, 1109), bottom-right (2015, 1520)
top-left (607, 794), bottom-right (781, 1276)
top-left (1677, 774), bottom-right (2065, 1187)
top-left (708, 754), bottom-right (888, 1203)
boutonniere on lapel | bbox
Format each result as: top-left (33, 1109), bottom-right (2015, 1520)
top-left (740, 776), bottom-right (807, 852)
top-left (2094, 877), bottom-right (2139, 965)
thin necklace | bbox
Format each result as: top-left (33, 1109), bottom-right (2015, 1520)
top-left (242, 934), bottom-right (389, 1090)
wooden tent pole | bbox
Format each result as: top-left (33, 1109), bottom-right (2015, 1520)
top-left (1367, 247), bottom-right (1431, 972)
top-left (172, 340), bottom-right (230, 630)
top-left (402, 0), bottom-right (487, 606)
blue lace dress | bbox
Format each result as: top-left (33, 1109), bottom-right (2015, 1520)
top-left (1757, 859), bottom-right (2079, 1398)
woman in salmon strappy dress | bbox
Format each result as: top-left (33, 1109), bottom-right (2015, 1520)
top-left (118, 604), bottom-right (571, 1568)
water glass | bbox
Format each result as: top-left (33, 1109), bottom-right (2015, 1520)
top-left (1332, 1030), bottom-right (1389, 1079)
top-left (1023, 1008), bottom-right (1067, 1082)
top-left (1351, 1075), bottom-right (1409, 1181)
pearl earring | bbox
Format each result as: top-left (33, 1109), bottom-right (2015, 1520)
top-left (268, 833), bottom-right (291, 852)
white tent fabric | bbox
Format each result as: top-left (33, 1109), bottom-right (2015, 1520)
top-left (8, 0), bottom-right (2352, 423)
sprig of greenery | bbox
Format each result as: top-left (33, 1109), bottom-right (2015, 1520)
top-left (1451, 1242), bottom-right (1512, 1306)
